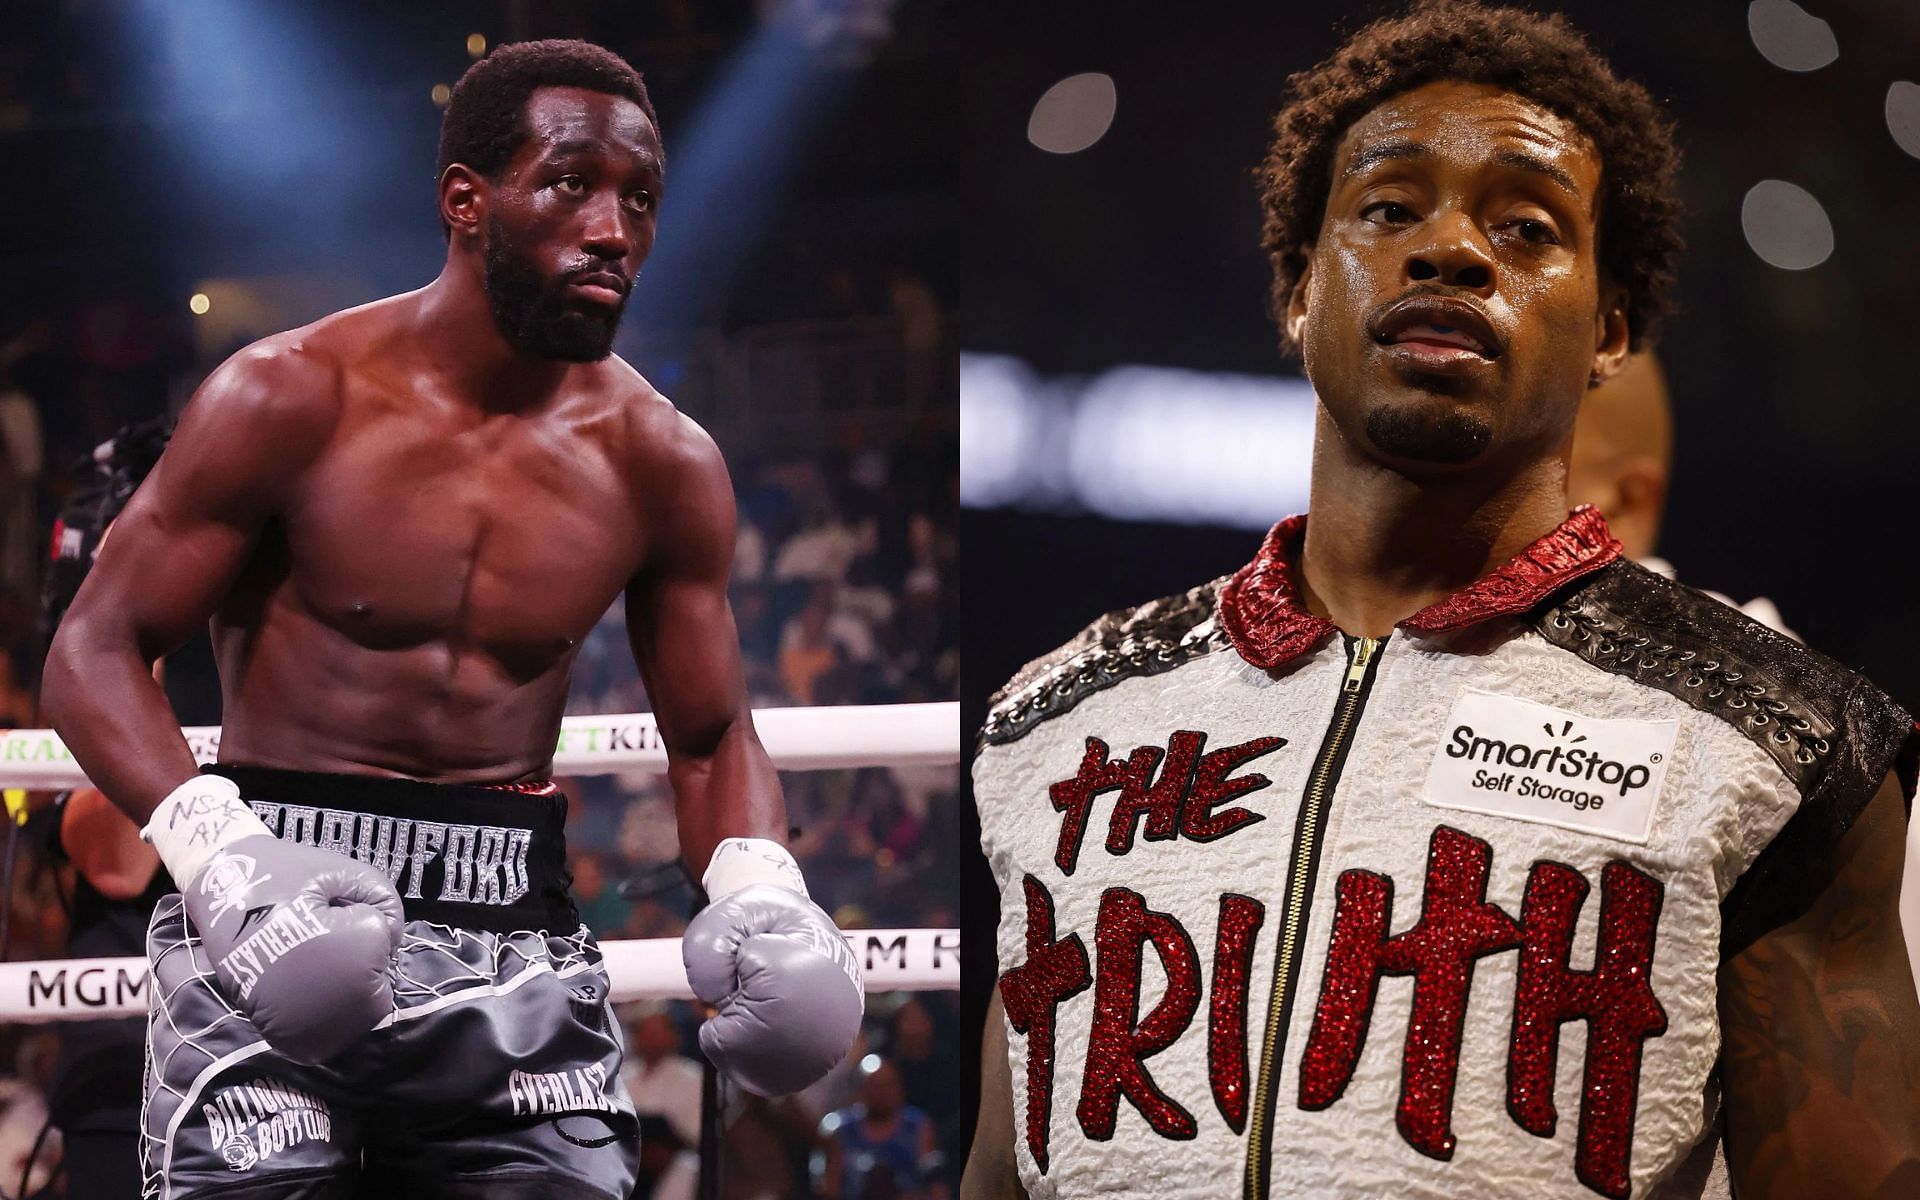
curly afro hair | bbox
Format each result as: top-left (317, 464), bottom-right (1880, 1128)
top-left (436, 39), bottom-right (658, 233)
top-left (1258, 1), bottom-right (1682, 356)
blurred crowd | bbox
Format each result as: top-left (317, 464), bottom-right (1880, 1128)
top-left (560, 436), bottom-right (961, 1199)
top-left (566, 437), bottom-right (961, 1200)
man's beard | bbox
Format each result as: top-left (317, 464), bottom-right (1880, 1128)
top-left (483, 217), bottom-right (625, 362)
top-left (1364, 402), bottom-right (1492, 465)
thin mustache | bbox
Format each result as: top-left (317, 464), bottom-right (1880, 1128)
top-left (567, 265), bottom-right (630, 293)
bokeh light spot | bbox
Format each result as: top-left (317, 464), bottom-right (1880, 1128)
top-left (1887, 82), bottom-right (1920, 159)
top-left (188, 292), bottom-right (211, 315)
top-left (1027, 72), bottom-right (1117, 155)
top-left (1741, 180), bottom-right (1834, 270)
top-left (1747, 0), bottom-right (1839, 72)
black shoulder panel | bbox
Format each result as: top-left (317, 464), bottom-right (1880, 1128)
top-left (980, 576), bottom-right (1228, 746)
top-left (1528, 558), bottom-right (1915, 955)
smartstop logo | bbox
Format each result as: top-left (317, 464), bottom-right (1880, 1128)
top-left (1423, 690), bottom-right (1678, 844)
top-left (1445, 719), bottom-right (1660, 812)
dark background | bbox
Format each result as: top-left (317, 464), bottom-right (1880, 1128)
top-left (957, 0), bottom-right (1920, 1160)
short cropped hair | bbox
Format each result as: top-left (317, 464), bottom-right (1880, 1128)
top-left (1258, 1), bottom-right (1682, 354)
top-left (436, 39), bottom-right (659, 228)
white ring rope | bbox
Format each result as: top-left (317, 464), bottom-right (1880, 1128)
top-left (0, 701), bottom-right (962, 1022)
top-left (0, 701), bottom-right (959, 788)
top-left (0, 927), bottom-right (959, 1022)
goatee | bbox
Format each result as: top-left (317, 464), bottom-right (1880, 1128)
top-left (483, 217), bottom-right (625, 362)
top-left (1364, 404), bottom-right (1492, 464)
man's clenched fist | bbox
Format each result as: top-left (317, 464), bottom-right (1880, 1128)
top-left (145, 775), bottom-right (404, 1064)
top-left (682, 838), bottom-right (863, 1097)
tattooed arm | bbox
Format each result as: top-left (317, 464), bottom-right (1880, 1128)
top-left (1719, 771), bottom-right (1920, 1198)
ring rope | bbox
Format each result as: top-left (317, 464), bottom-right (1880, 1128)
top-left (0, 701), bottom-right (961, 1022)
top-left (0, 701), bottom-right (959, 788)
top-left (0, 927), bottom-right (959, 1022)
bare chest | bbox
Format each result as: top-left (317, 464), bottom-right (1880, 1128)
top-left (280, 405), bottom-right (644, 655)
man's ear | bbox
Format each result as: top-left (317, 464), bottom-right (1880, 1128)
top-left (1285, 251), bottom-right (1315, 347)
top-left (439, 164), bottom-right (488, 240)
top-left (1589, 283), bottom-right (1631, 387)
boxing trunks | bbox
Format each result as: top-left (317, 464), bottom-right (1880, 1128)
top-left (141, 766), bottom-right (638, 1200)
top-left (976, 508), bottom-right (1915, 1200)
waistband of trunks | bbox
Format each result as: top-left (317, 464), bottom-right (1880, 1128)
top-left (202, 763), bottom-right (580, 935)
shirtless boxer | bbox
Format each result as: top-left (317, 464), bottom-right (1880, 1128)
top-left (968, 5), bottom-right (1919, 1198)
top-left (41, 39), bottom-right (862, 1199)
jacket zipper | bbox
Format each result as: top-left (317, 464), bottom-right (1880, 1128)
top-left (1242, 633), bottom-right (1385, 1200)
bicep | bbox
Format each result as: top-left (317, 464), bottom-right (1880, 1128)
top-left (1718, 771), bottom-right (1920, 1196)
top-left (625, 421), bottom-right (749, 751)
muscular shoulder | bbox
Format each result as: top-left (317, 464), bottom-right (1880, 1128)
top-left (596, 356), bottom-right (724, 482)
top-left (1527, 557), bottom-right (1911, 800)
top-left (181, 330), bottom-right (344, 447)
top-left (981, 575), bottom-right (1230, 747)
top-left (599, 358), bottom-right (734, 563)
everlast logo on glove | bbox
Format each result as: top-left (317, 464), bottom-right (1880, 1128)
top-left (1422, 690), bottom-right (1678, 843)
top-left (217, 895), bottom-right (333, 1000)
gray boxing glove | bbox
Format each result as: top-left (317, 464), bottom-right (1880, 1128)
top-left (682, 839), bottom-right (863, 1097)
top-left (144, 775), bottom-right (404, 1064)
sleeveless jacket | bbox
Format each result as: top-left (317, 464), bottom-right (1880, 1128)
top-left (975, 508), bottom-right (1914, 1200)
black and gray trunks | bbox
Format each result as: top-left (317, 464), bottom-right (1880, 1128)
top-left (141, 765), bottom-right (639, 1200)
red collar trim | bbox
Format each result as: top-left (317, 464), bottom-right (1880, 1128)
top-left (1218, 506), bottom-right (1622, 669)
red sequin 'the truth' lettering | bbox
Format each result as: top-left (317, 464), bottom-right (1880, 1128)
top-left (1181, 736), bottom-right (1286, 842)
top-left (999, 875), bottom-right (1092, 1174)
top-left (1077, 887), bottom-right (1201, 1141)
top-left (1048, 732), bottom-right (1287, 874)
top-left (1300, 826), bottom-right (1522, 1159)
top-left (1209, 893), bottom-right (1265, 1132)
top-left (1509, 860), bottom-right (1666, 1200)
top-left (1106, 732), bottom-right (1204, 856)
top-left (1294, 824), bottom-right (1667, 1194)
top-left (1049, 738), bottom-right (1130, 876)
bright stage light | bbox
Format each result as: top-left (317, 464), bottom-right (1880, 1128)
top-left (958, 353), bottom-right (1046, 510)
top-left (188, 293), bottom-right (211, 315)
top-left (431, 83), bottom-right (452, 106)
top-left (962, 353), bottom-right (1315, 529)
top-left (467, 33), bottom-right (487, 59)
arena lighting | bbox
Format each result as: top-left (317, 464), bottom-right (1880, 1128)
top-left (1741, 179), bottom-right (1835, 270)
top-left (112, 0), bottom-right (392, 275)
top-left (1747, 0), bottom-right (1839, 73)
top-left (188, 292), bottom-right (211, 315)
top-left (960, 352), bottom-right (1314, 529)
top-left (1887, 82), bottom-right (1920, 159)
top-left (619, 0), bottom-right (875, 336)
top-left (957, 353), bottom-right (1047, 508)
top-left (1028, 72), bottom-right (1118, 155)
top-left (430, 82), bottom-right (452, 106)
top-left (466, 32), bottom-right (488, 59)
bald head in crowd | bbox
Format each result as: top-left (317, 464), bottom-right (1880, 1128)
top-left (1566, 352), bottom-right (1673, 560)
